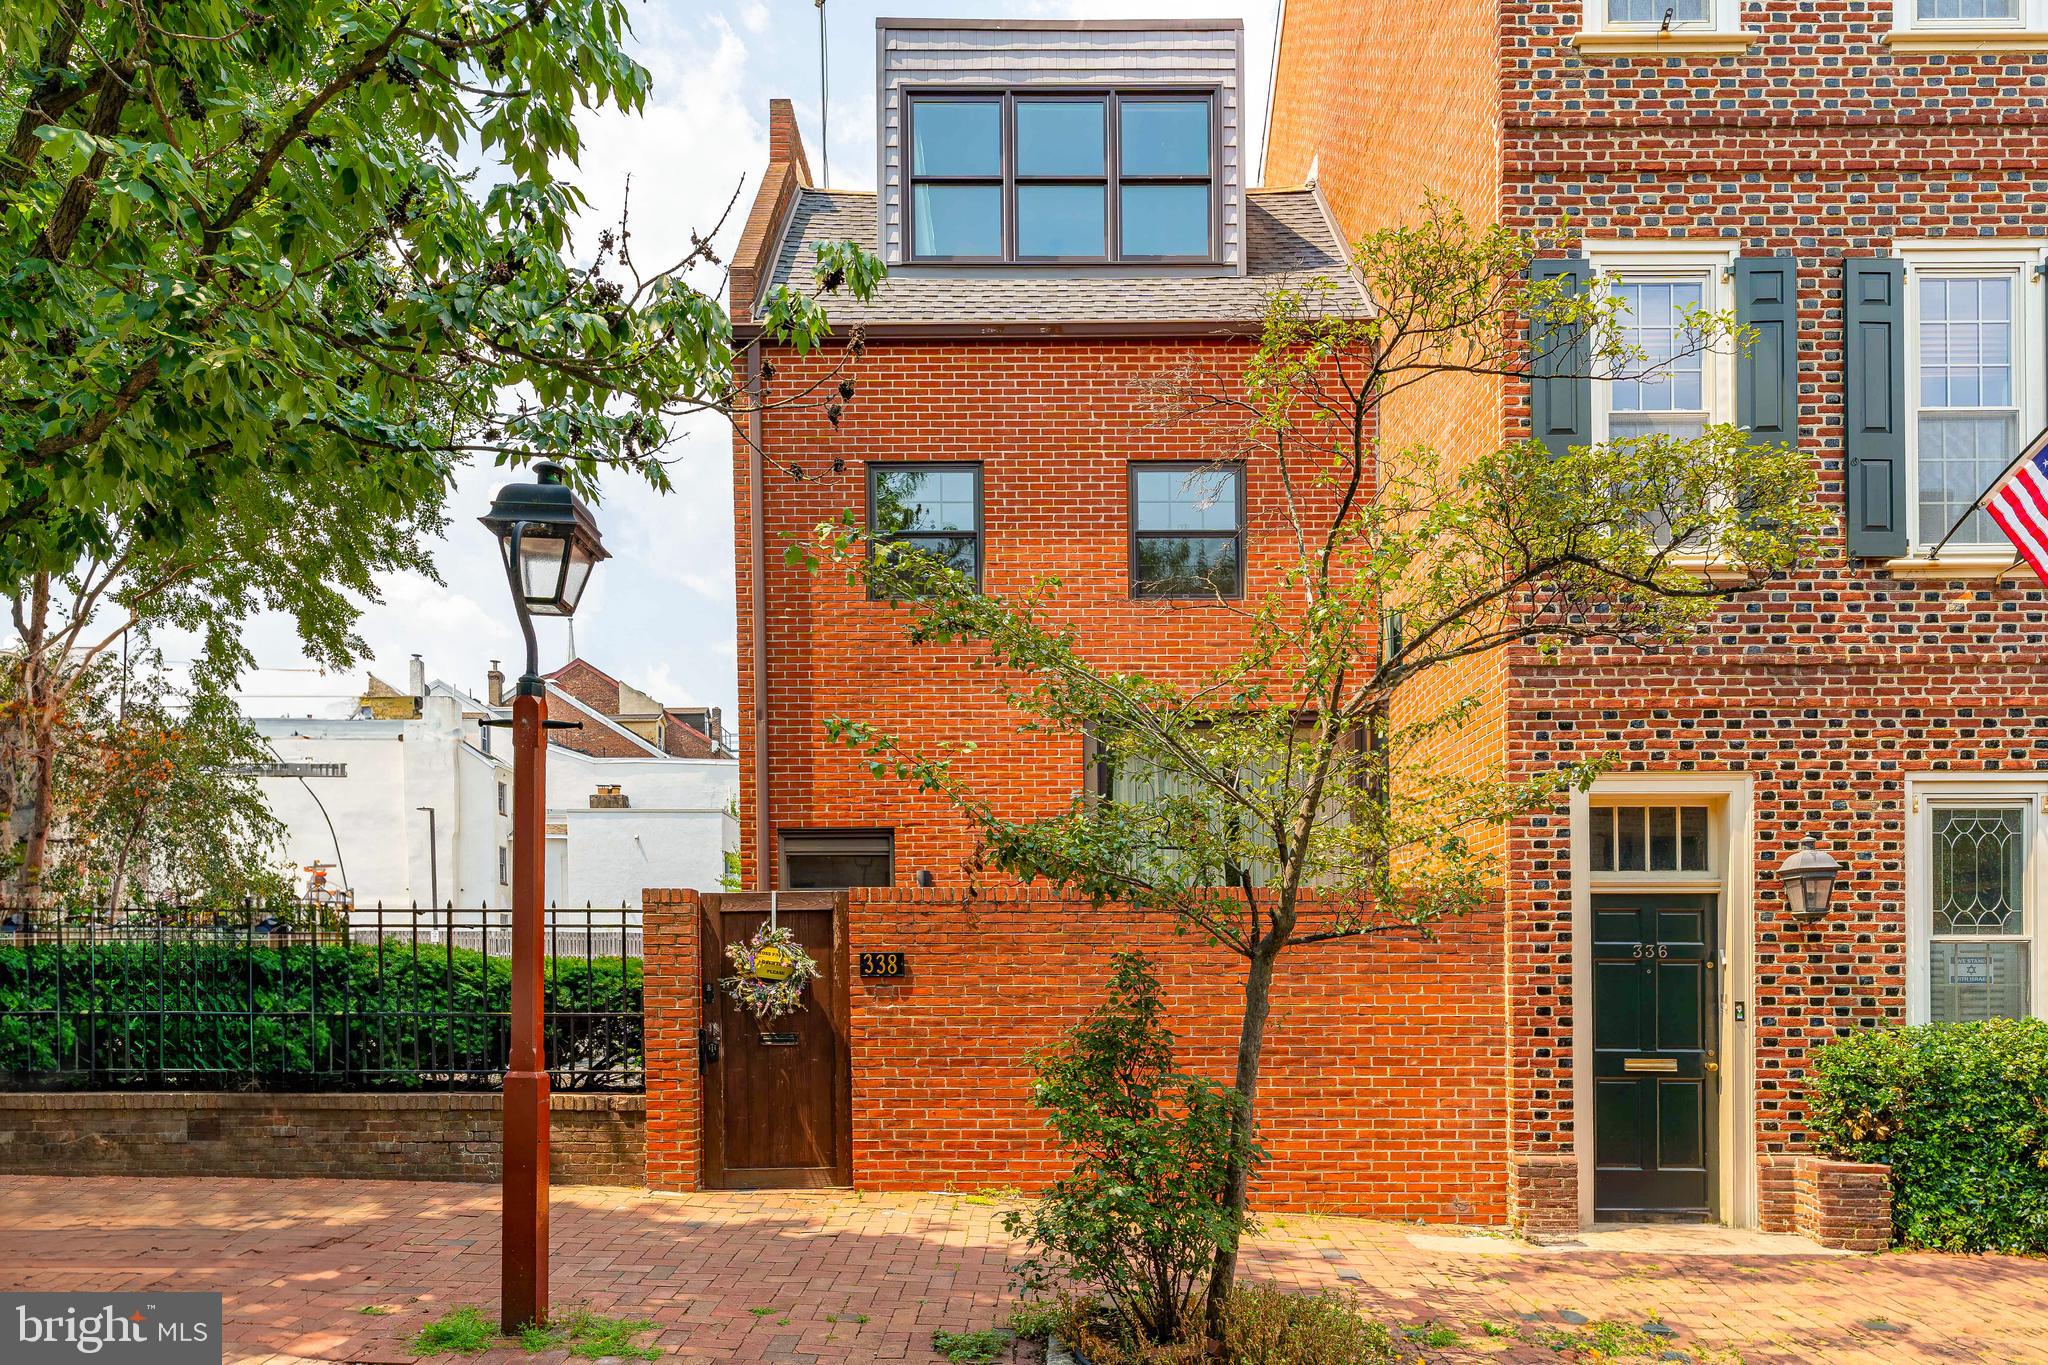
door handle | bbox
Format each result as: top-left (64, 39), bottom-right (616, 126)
top-left (1704, 1060), bottom-right (1720, 1074)
top-left (697, 1024), bottom-right (721, 1071)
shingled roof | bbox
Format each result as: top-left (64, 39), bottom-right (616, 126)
top-left (756, 186), bottom-right (1366, 331)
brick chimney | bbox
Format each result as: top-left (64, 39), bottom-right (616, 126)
top-left (487, 660), bottom-right (504, 707)
top-left (730, 99), bottom-right (814, 326)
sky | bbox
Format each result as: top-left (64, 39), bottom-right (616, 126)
top-left (221, 0), bottom-right (1281, 727)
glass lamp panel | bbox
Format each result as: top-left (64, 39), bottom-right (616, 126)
top-left (1791, 871), bottom-right (1833, 917)
top-left (557, 542), bottom-right (597, 614)
top-left (516, 532), bottom-right (571, 614)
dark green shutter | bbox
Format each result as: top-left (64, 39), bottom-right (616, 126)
top-left (1736, 255), bottom-right (1800, 448)
top-left (1530, 258), bottom-right (1592, 458)
top-left (1844, 256), bottom-right (1908, 558)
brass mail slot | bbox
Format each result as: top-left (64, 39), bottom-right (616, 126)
top-left (1623, 1057), bottom-right (1680, 1073)
top-left (758, 1032), bottom-right (799, 1046)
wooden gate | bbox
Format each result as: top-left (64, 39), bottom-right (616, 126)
top-left (699, 892), bottom-right (851, 1189)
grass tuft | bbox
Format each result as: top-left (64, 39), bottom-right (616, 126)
top-left (408, 1306), bottom-right (497, 1357)
top-left (932, 1327), bottom-right (1012, 1362)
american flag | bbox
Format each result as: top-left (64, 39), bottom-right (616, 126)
top-left (1985, 426), bottom-right (2048, 585)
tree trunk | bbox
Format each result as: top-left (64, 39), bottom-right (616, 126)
top-left (105, 807), bottom-right (151, 910)
top-left (1204, 938), bottom-right (1283, 1340)
top-left (1, 574), bottom-right (53, 912)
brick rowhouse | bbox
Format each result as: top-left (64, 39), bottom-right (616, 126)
top-left (696, 18), bottom-right (1517, 1220)
top-left (1269, 0), bottom-right (2048, 1235)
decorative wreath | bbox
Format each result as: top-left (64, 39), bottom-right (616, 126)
top-left (721, 923), bottom-right (820, 1021)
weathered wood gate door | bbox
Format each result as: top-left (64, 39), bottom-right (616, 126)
top-left (699, 892), bottom-right (851, 1189)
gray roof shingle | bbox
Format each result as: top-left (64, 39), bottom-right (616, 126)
top-left (758, 187), bottom-right (1365, 330)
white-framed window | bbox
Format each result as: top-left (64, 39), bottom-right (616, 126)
top-left (1894, 0), bottom-right (2047, 30)
top-left (1899, 242), bottom-right (2047, 553)
top-left (1587, 801), bottom-right (1720, 881)
top-left (1585, 243), bottom-right (1739, 448)
top-left (499, 845), bottom-right (510, 885)
top-left (1582, 0), bottom-right (1745, 36)
top-left (1908, 779), bottom-right (2048, 1024)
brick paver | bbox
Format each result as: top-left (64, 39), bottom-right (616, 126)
top-left (2, 1177), bottom-right (2043, 1363)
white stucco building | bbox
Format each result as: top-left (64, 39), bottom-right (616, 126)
top-left (250, 659), bottom-right (736, 911)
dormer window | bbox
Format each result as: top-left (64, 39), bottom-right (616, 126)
top-left (907, 91), bottom-right (1215, 265)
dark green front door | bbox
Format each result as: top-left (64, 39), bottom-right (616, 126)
top-left (1592, 892), bottom-right (1718, 1220)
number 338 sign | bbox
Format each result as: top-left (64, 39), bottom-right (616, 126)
top-left (858, 951), bottom-right (907, 979)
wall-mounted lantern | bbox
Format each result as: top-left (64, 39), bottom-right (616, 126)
top-left (1776, 836), bottom-right (1843, 920)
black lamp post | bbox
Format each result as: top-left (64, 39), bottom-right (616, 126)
top-left (478, 461), bottom-right (607, 1334)
top-left (1776, 836), bottom-right (1844, 920)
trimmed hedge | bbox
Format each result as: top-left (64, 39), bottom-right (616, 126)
top-left (0, 940), bottom-right (641, 1090)
top-left (1809, 1018), bottom-right (2048, 1253)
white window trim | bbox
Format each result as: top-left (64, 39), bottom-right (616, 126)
top-left (1585, 242), bottom-right (1740, 448)
top-left (1905, 776), bottom-right (2048, 1025)
top-left (1886, 0), bottom-right (2048, 49)
top-left (1587, 797), bottom-right (1724, 887)
top-left (1894, 240), bottom-right (2048, 561)
top-left (1575, 0), bottom-right (1757, 53)
top-left (1569, 774), bottom-right (1757, 1230)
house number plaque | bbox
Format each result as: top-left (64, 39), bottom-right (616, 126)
top-left (858, 951), bottom-right (907, 979)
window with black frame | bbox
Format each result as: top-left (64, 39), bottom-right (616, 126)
top-left (909, 97), bottom-right (1003, 259)
top-left (907, 91), bottom-right (1214, 264)
top-left (1130, 462), bottom-right (1243, 598)
top-left (1117, 97), bottom-right (1213, 259)
top-left (867, 464), bottom-right (982, 593)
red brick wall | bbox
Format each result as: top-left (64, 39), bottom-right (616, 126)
top-left (1489, 11), bottom-right (2048, 1168)
top-left (641, 888), bottom-right (701, 1191)
top-left (735, 339), bottom-right (1356, 891)
top-left (1268, 0), bottom-right (2048, 1190)
top-left (646, 889), bottom-right (1506, 1221)
top-left (1266, 0), bottom-right (1511, 873)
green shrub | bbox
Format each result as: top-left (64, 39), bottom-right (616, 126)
top-left (1001, 952), bottom-right (1261, 1348)
top-left (0, 940), bottom-right (641, 1088)
top-left (1808, 1017), bottom-right (2048, 1252)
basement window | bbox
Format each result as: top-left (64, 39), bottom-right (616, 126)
top-left (781, 831), bottom-right (894, 889)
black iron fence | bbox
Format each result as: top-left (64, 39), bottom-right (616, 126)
top-left (0, 906), bottom-right (644, 1092)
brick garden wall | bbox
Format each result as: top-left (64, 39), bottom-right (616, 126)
top-left (0, 1092), bottom-right (643, 1184)
top-left (648, 888), bottom-right (1508, 1222)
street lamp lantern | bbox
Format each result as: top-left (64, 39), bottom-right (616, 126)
top-left (1776, 835), bottom-right (1844, 920)
top-left (479, 459), bottom-right (606, 1335)
top-left (480, 461), bottom-right (609, 625)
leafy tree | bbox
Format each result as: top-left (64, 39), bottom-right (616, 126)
top-left (814, 201), bottom-right (1828, 1336)
top-left (32, 644), bottom-right (290, 907)
top-left (1003, 951), bottom-right (1258, 1347)
top-left (1, 0), bottom-right (882, 899)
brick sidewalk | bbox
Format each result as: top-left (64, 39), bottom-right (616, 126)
top-left (2, 1177), bottom-right (2043, 1364)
